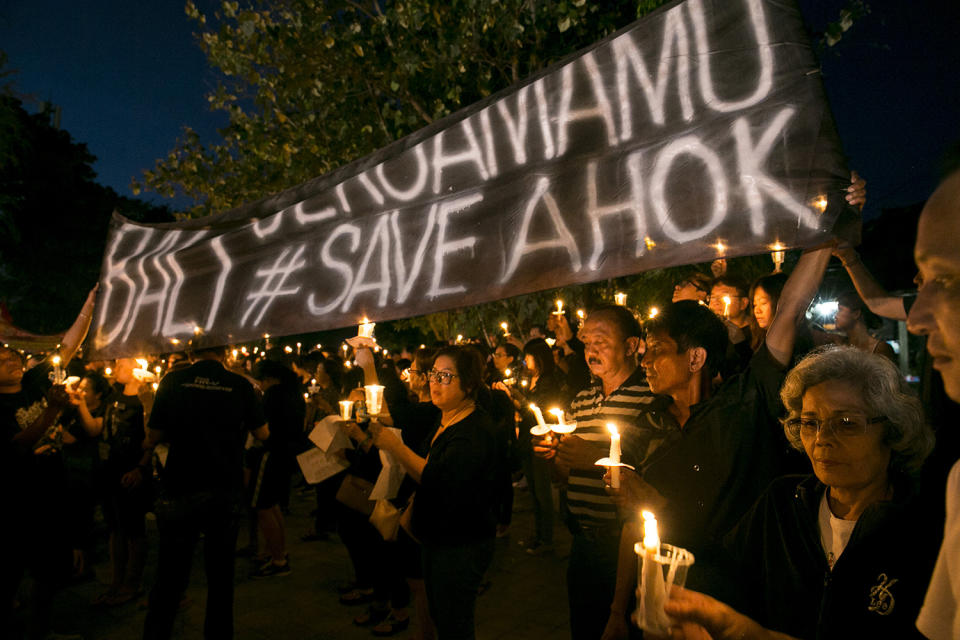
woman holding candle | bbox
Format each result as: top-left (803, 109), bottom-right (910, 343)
top-left (495, 338), bottom-right (567, 555)
top-left (666, 346), bottom-right (938, 639)
top-left (370, 346), bottom-right (498, 640)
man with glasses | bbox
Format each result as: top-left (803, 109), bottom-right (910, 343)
top-left (672, 273), bottom-right (712, 304)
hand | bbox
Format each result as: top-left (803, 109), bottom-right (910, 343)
top-left (339, 419), bottom-right (365, 442)
top-left (831, 245), bottom-right (858, 266)
top-left (46, 385), bottom-right (72, 410)
top-left (491, 381), bottom-right (511, 396)
top-left (846, 171), bottom-right (866, 211)
top-left (556, 434), bottom-right (607, 470)
top-left (66, 388), bottom-right (83, 407)
top-left (662, 588), bottom-right (788, 640)
top-left (554, 315), bottom-right (574, 346)
top-left (710, 258), bottom-right (727, 278)
top-left (354, 346), bottom-right (375, 370)
top-left (370, 420), bottom-right (400, 451)
top-left (600, 611), bottom-right (629, 640)
top-left (604, 468), bottom-right (667, 512)
top-left (121, 467), bottom-right (144, 490)
top-left (532, 434), bottom-right (558, 461)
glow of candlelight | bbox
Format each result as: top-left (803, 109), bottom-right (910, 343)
top-left (338, 400), bottom-right (354, 421)
top-left (529, 403), bottom-right (547, 428)
top-left (358, 317), bottom-right (376, 339)
top-left (545, 337), bottom-right (556, 347)
top-left (648, 307), bottom-right (659, 319)
top-left (232, 349), bottom-right (239, 359)
top-left (607, 422), bottom-right (621, 488)
top-left (722, 295), bottom-right (731, 317)
top-left (104, 367), bottom-right (113, 376)
top-left (155, 366), bottom-right (162, 374)
top-left (316, 344), bottom-right (322, 350)
top-left (193, 325), bottom-right (203, 336)
top-left (364, 384), bottom-right (385, 416)
top-left (152, 382), bottom-right (159, 390)
top-left (136, 358), bottom-right (148, 369)
top-left (500, 321), bottom-right (510, 336)
top-left (553, 300), bottom-right (564, 315)
top-left (644, 236), bottom-right (657, 251)
top-left (812, 194), bottom-right (828, 213)
top-left (714, 240), bottom-right (726, 254)
top-left (284, 346), bottom-right (293, 354)
top-left (456, 334), bottom-right (463, 344)
top-left (771, 242), bottom-right (786, 272)
top-left (642, 510), bottom-right (660, 553)
top-left (614, 292), bottom-right (627, 306)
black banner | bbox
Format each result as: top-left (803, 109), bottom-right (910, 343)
top-left (91, 0), bottom-right (850, 358)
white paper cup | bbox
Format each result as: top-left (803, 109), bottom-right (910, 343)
top-left (363, 384), bottom-right (385, 416)
top-left (338, 400), bottom-right (355, 421)
top-left (634, 543), bottom-right (695, 635)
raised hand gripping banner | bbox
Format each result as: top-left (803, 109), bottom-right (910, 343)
top-left (91, 0), bottom-right (851, 358)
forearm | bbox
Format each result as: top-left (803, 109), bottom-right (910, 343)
top-left (766, 247), bottom-right (831, 366)
top-left (840, 253), bottom-right (907, 320)
top-left (60, 288), bottom-right (97, 363)
top-left (77, 404), bottom-right (103, 436)
top-left (382, 439), bottom-right (426, 482)
top-left (12, 406), bottom-right (61, 447)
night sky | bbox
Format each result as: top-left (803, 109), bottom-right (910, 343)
top-left (1, 0), bottom-right (958, 218)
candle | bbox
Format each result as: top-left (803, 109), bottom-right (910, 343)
top-left (576, 309), bottom-right (585, 327)
top-left (648, 307), bottom-right (659, 319)
top-left (550, 407), bottom-right (576, 434)
top-left (722, 295), bottom-right (731, 318)
top-left (358, 317), bottom-right (376, 339)
top-left (364, 384), bottom-right (385, 417)
top-left (614, 292), bottom-right (627, 306)
top-left (553, 300), bottom-right (565, 315)
top-left (500, 321), bottom-right (510, 337)
top-left (545, 337), bottom-right (556, 347)
top-left (503, 368), bottom-right (516, 386)
top-left (104, 366), bottom-right (113, 376)
top-left (284, 345), bottom-right (293, 354)
top-left (528, 403), bottom-right (552, 437)
top-left (296, 342), bottom-right (302, 354)
top-left (308, 378), bottom-right (320, 394)
top-left (52, 355), bottom-right (63, 384)
top-left (338, 400), bottom-right (355, 421)
top-left (812, 194), bottom-right (828, 213)
top-left (636, 510), bottom-right (672, 635)
top-left (456, 334), bottom-right (463, 344)
top-left (607, 422), bottom-right (621, 488)
top-left (771, 242), bottom-right (786, 273)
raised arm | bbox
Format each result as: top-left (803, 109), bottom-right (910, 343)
top-left (59, 285), bottom-right (98, 365)
top-left (765, 246), bottom-right (832, 367)
top-left (833, 247), bottom-right (907, 320)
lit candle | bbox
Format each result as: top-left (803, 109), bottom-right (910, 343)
top-left (364, 384), bottom-right (385, 417)
top-left (284, 345), bottom-right (293, 354)
top-left (648, 307), bottom-right (659, 319)
top-left (308, 378), bottom-right (320, 394)
top-left (529, 403), bottom-right (547, 428)
top-left (714, 240), bottom-right (726, 255)
top-left (545, 337), bottom-right (556, 347)
top-left (553, 300), bottom-right (565, 316)
top-left (812, 194), bottom-right (828, 213)
top-left (358, 317), bottom-right (376, 339)
top-left (636, 510), bottom-right (668, 634)
top-left (722, 295), bottom-right (731, 318)
top-left (550, 408), bottom-right (576, 434)
top-left (152, 382), bottom-right (159, 391)
top-left (296, 342), bottom-right (302, 354)
top-left (500, 321), bottom-right (510, 337)
top-left (614, 292), bottom-right (627, 306)
top-left (456, 334), bottom-right (463, 344)
top-left (607, 422), bottom-right (621, 488)
top-left (104, 366), bottom-right (113, 376)
top-left (503, 368), bottom-right (516, 386)
top-left (338, 400), bottom-right (355, 421)
top-left (316, 343), bottom-right (322, 350)
top-left (576, 309), bottom-right (585, 327)
top-left (231, 349), bottom-right (239, 359)
top-left (771, 242), bottom-right (786, 273)
top-left (528, 403), bottom-right (552, 437)
top-left (644, 236), bottom-right (657, 251)
top-left (51, 355), bottom-right (63, 384)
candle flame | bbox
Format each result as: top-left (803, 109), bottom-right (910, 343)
top-left (812, 194), bottom-right (828, 213)
top-left (316, 344), bottom-right (322, 350)
top-left (614, 292), bottom-right (627, 306)
top-left (644, 236), bottom-right (657, 251)
top-left (555, 300), bottom-right (564, 314)
top-left (193, 325), bottom-right (203, 336)
top-left (500, 322), bottom-right (508, 331)
top-left (771, 242), bottom-right (785, 252)
top-left (504, 368), bottom-right (511, 377)
top-left (549, 408), bottom-right (565, 424)
top-left (642, 510), bottom-right (660, 552)
top-left (714, 240), bottom-right (726, 254)
top-left (284, 346), bottom-right (293, 353)
top-left (648, 307), bottom-right (659, 319)
top-left (576, 309), bottom-right (585, 319)
top-left (545, 337), bottom-right (556, 347)
top-left (231, 349), bottom-right (238, 358)
top-left (52, 355), bottom-right (61, 365)
top-left (606, 422), bottom-right (619, 437)
top-left (104, 367), bottom-right (112, 376)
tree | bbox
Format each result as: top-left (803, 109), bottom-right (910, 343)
top-left (135, 0), bottom-right (660, 216)
top-left (0, 81), bottom-right (173, 334)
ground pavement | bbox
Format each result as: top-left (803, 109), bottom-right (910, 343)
top-left (37, 481), bottom-right (575, 639)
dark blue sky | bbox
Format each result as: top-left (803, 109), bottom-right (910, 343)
top-left (1, 0), bottom-right (958, 217)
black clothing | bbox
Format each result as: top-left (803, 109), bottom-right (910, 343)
top-left (641, 344), bottom-right (790, 596)
top-left (724, 475), bottom-right (940, 639)
top-left (413, 408), bottom-right (498, 546)
top-left (148, 359), bottom-right (264, 499)
top-left (101, 392), bottom-right (146, 478)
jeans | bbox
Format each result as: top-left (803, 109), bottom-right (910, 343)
top-left (143, 493), bottom-right (240, 640)
top-left (422, 538), bottom-right (494, 640)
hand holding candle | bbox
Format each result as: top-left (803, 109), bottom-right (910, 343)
top-left (528, 403), bottom-right (551, 436)
top-left (634, 510), bottom-right (695, 635)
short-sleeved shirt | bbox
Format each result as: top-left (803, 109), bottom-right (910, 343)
top-left (148, 359), bottom-right (264, 498)
top-left (566, 367), bottom-right (675, 529)
top-left (101, 392), bottom-right (145, 478)
top-left (0, 363), bottom-right (53, 515)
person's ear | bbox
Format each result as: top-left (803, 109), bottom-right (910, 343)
top-left (625, 336), bottom-right (641, 357)
top-left (688, 347), bottom-right (708, 373)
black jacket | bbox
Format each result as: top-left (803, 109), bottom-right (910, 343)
top-left (723, 474), bottom-right (940, 640)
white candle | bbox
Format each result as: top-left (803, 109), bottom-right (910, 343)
top-left (722, 295), bottom-right (731, 317)
top-left (553, 299), bottom-right (564, 315)
top-left (358, 317), bottom-right (376, 339)
top-left (614, 292), bottom-right (627, 306)
top-left (637, 510), bottom-right (668, 634)
top-left (500, 321), bottom-right (510, 337)
top-left (339, 400), bottom-right (355, 421)
top-left (529, 403), bottom-right (547, 427)
top-left (52, 355), bottom-right (64, 384)
top-left (364, 384), bottom-right (385, 417)
top-left (607, 422), bottom-right (621, 488)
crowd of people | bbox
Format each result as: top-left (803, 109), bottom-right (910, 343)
top-left (2, 167), bottom-right (959, 640)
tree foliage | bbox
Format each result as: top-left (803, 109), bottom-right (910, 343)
top-left (135, 0), bottom-right (655, 216)
top-left (0, 81), bottom-right (173, 333)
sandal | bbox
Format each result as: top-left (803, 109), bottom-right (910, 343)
top-left (339, 588), bottom-right (375, 606)
top-left (353, 605), bottom-right (390, 627)
top-left (371, 613), bottom-right (411, 636)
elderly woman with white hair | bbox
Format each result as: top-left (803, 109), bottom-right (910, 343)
top-left (660, 345), bottom-right (941, 640)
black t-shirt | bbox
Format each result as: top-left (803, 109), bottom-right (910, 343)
top-left (413, 408), bottom-right (498, 546)
top-left (101, 392), bottom-right (145, 478)
top-left (0, 363), bottom-right (52, 514)
top-left (148, 359), bottom-right (265, 498)
top-left (262, 381), bottom-right (305, 459)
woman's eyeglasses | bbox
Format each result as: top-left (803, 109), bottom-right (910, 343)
top-left (785, 415), bottom-right (886, 438)
top-left (427, 369), bottom-right (458, 385)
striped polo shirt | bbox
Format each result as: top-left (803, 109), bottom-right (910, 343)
top-left (566, 367), bottom-right (675, 529)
